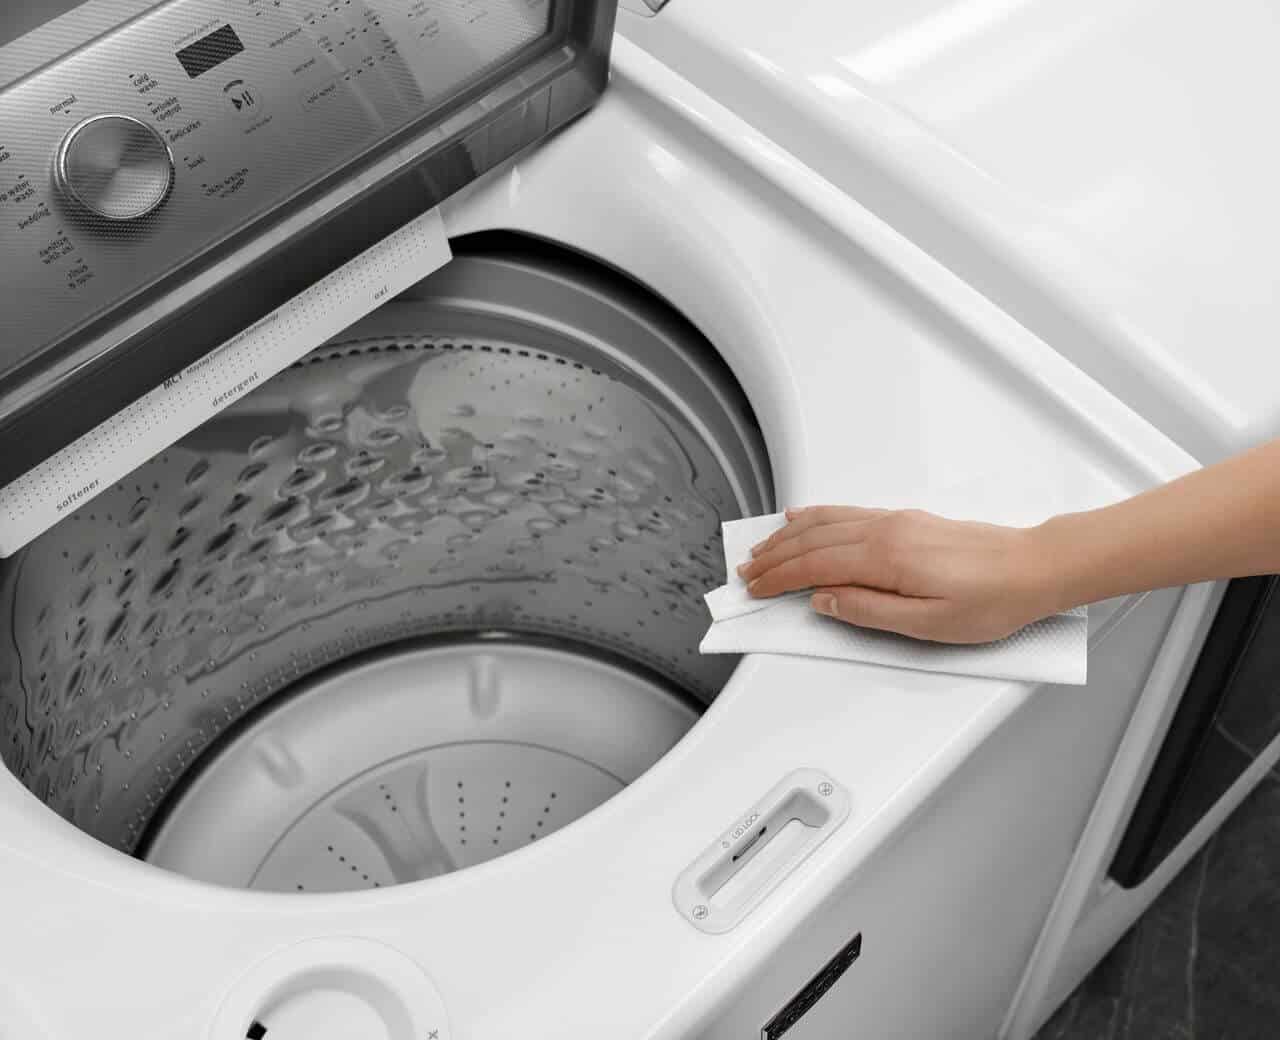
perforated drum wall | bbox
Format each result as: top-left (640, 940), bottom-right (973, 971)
top-left (0, 242), bottom-right (772, 866)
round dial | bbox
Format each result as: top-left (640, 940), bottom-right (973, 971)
top-left (55, 114), bottom-right (174, 222)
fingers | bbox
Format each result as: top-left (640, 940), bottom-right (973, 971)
top-left (810, 586), bottom-right (944, 640)
top-left (752, 506), bottom-right (887, 557)
top-left (738, 519), bottom-right (876, 584)
top-left (745, 542), bottom-right (892, 598)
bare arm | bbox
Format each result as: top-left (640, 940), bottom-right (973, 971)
top-left (738, 437), bottom-right (1280, 644)
top-left (1041, 436), bottom-right (1280, 607)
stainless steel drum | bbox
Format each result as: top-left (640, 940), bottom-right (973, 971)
top-left (0, 240), bottom-right (772, 892)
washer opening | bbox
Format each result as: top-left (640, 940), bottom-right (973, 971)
top-left (0, 237), bottom-right (773, 892)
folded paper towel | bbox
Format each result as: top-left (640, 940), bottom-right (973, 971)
top-left (699, 478), bottom-right (1088, 685)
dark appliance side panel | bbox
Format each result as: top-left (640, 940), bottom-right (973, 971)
top-left (1110, 575), bottom-right (1280, 887)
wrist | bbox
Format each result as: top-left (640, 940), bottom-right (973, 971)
top-left (1021, 514), bottom-right (1097, 615)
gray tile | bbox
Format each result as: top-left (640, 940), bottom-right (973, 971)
top-left (1038, 774), bottom-right (1280, 1040)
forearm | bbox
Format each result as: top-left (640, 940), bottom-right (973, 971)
top-left (1033, 437), bottom-right (1280, 610)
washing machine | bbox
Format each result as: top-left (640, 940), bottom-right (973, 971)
top-left (0, 2), bottom-right (1225, 1038)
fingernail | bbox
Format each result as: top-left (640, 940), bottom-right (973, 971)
top-left (747, 579), bottom-right (760, 595)
top-left (750, 542), bottom-right (765, 557)
top-left (736, 562), bottom-right (750, 577)
top-left (812, 593), bottom-right (836, 616)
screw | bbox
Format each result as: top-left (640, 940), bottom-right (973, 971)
top-left (818, 782), bottom-right (834, 797)
top-left (692, 904), bottom-right (709, 921)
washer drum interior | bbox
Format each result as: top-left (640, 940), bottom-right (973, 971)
top-left (0, 240), bottom-right (772, 893)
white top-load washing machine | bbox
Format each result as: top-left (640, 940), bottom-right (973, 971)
top-left (0, 2), bottom-right (1227, 1039)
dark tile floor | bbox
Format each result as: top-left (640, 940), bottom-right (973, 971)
top-left (1038, 766), bottom-right (1280, 1040)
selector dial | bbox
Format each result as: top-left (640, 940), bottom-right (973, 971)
top-left (55, 114), bottom-right (175, 222)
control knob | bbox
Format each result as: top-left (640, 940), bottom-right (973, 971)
top-left (55, 114), bottom-right (174, 221)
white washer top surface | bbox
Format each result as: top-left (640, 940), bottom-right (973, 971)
top-left (0, 32), bottom-right (1199, 1040)
top-left (621, 0), bottom-right (1280, 463)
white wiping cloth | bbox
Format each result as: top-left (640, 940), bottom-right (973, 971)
top-left (699, 475), bottom-right (1089, 685)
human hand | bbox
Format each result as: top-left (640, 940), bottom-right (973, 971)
top-left (737, 506), bottom-right (1062, 644)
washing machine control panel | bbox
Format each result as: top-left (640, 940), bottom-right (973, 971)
top-left (0, 0), bottom-right (553, 374)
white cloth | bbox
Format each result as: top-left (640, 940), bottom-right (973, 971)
top-left (699, 476), bottom-right (1088, 685)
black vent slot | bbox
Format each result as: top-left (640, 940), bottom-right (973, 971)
top-left (762, 931), bottom-right (863, 1039)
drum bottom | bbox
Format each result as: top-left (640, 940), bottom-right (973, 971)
top-left (143, 635), bottom-right (699, 892)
